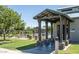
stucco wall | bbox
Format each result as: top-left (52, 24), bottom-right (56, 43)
top-left (70, 17), bottom-right (79, 42)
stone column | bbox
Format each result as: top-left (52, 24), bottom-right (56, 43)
top-left (45, 21), bottom-right (48, 39)
top-left (64, 19), bottom-right (69, 46)
top-left (38, 20), bottom-right (41, 41)
top-left (60, 16), bottom-right (63, 43)
top-left (68, 21), bottom-right (70, 40)
top-left (50, 22), bottom-right (54, 48)
top-left (59, 15), bottom-right (65, 50)
top-left (51, 22), bottom-right (53, 40)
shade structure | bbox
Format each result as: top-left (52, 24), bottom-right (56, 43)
top-left (33, 8), bottom-right (73, 50)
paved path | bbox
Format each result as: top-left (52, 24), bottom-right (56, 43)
top-left (22, 47), bottom-right (54, 54)
top-left (0, 48), bottom-right (22, 54)
top-left (0, 47), bottom-right (54, 54)
top-left (0, 45), bottom-right (55, 54)
top-left (21, 44), bottom-right (55, 54)
top-left (0, 44), bottom-right (71, 54)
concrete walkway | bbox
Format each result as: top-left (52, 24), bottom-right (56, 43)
top-left (0, 44), bottom-right (70, 54)
top-left (0, 43), bottom-right (55, 54)
top-left (0, 48), bottom-right (22, 54)
top-left (0, 47), bottom-right (54, 54)
top-left (0, 45), bottom-right (54, 54)
top-left (21, 44), bottom-right (55, 54)
top-left (22, 47), bottom-right (54, 54)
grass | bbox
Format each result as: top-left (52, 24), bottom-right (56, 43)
top-left (0, 38), bottom-right (36, 50)
top-left (1, 38), bottom-right (79, 54)
top-left (58, 44), bottom-right (79, 54)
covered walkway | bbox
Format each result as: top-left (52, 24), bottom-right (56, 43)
top-left (33, 9), bottom-right (73, 50)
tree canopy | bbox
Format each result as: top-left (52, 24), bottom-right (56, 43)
top-left (0, 5), bottom-right (25, 40)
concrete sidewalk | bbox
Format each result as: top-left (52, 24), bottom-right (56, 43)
top-left (0, 44), bottom-right (55, 54)
top-left (0, 48), bottom-right (22, 54)
top-left (0, 46), bottom-right (54, 54)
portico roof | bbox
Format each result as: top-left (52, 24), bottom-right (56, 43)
top-left (33, 9), bottom-right (73, 22)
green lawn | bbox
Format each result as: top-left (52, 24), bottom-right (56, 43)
top-left (0, 39), bottom-right (36, 50)
top-left (1, 38), bottom-right (79, 54)
top-left (58, 44), bottom-right (79, 54)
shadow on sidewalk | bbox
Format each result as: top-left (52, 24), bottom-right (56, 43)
top-left (16, 43), bottom-right (55, 54)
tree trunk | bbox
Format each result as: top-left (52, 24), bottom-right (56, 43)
top-left (3, 29), bottom-right (6, 40)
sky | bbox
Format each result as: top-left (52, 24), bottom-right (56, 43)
top-left (7, 5), bottom-right (77, 28)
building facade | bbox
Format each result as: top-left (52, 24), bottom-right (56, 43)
top-left (58, 6), bottom-right (79, 42)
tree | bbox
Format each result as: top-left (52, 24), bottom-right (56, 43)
top-left (26, 27), bottom-right (33, 35)
top-left (0, 6), bottom-right (25, 40)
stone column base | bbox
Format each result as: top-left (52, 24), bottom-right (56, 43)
top-left (65, 40), bottom-right (69, 46)
top-left (36, 41), bottom-right (42, 47)
top-left (59, 42), bottom-right (65, 50)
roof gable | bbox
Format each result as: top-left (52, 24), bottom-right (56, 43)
top-left (33, 9), bottom-right (73, 22)
top-left (33, 9), bottom-right (58, 19)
